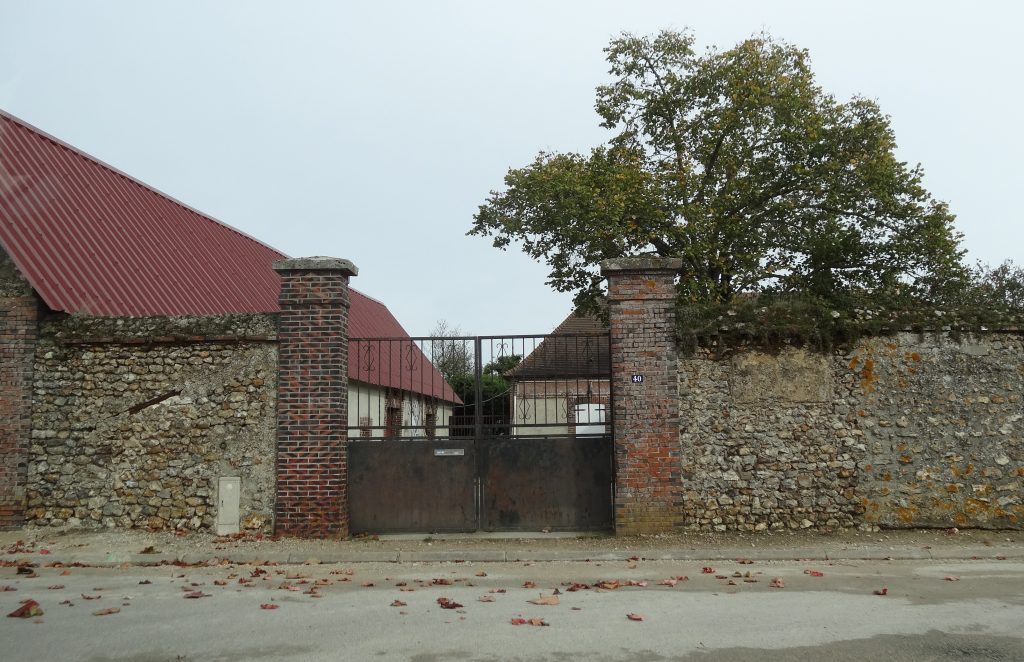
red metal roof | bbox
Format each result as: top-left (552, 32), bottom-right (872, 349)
top-left (0, 109), bottom-right (457, 402)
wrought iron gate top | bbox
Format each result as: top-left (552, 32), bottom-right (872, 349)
top-left (347, 333), bottom-right (611, 441)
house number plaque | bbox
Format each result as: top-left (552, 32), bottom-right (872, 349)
top-left (631, 374), bottom-right (644, 383)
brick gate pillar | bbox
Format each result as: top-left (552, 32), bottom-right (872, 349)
top-left (601, 256), bottom-right (682, 535)
top-left (273, 256), bottom-right (357, 537)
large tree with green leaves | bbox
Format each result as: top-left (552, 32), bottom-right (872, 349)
top-left (470, 30), bottom-right (965, 313)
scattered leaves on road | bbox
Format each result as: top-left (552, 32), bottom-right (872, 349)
top-left (7, 599), bottom-right (43, 618)
top-left (510, 617), bottom-right (548, 626)
top-left (436, 597), bottom-right (463, 609)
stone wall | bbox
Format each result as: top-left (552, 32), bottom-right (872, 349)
top-left (851, 334), bottom-right (1023, 529)
top-left (26, 314), bottom-right (278, 531)
top-left (677, 333), bottom-right (1024, 531)
top-left (0, 251), bottom-right (38, 529)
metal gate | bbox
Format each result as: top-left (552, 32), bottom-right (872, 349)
top-left (347, 333), bottom-right (613, 533)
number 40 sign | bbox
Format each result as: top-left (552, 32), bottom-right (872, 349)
top-left (631, 374), bottom-right (644, 384)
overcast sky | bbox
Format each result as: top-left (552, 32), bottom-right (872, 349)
top-left (2, 1), bottom-right (1021, 336)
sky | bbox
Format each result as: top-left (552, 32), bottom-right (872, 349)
top-left (1, 1), bottom-right (1021, 336)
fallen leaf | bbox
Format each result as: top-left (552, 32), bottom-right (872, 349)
top-left (214, 579), bottom-right (228, 586)
top-left (736, 559), bottom-right (753, 565)
top-left (944, 576), bottom-right (961, 582)
top-left (674, 575), bottom-right (689, 581)
top-left (39, 549), bottom-right (51, 555)
top-left (183, 591), bottom-right (210, 599)
top-left (511, 617), bottom-right (548, 626)
top-left (92, 607), bottom-right (120, 616)
top-left (260, 603), bottom-right (279, 610)
top-left (627, 613), bottom-right (644, 621)
top-left (432, 578), bottom-right (452, 586)
top-left (390, 600), bottom-right (407, 607)
top-left (436, 597), bottom-right (463, 609)
top-left (81, 594), bottom-right (101, 600)
top-left (488, 588), bottom-right (506, 594)
top-left (361, 581), bottom-right (375, 587)
top-left (659, 579), bottom-right (678, 587)
top-left (475, 571), bottom-right (487, 577)
top-left (47, 585), bottom-right (64, 590)
top-left (566, 583), bottom-right (590, 591)
top-left (874, 587), bottom-right (888, 596)
top-left (521, 581), bottom-right (536, 589)
top-left (804, 570), bottom-right (824, 577)
top-left (528, 594), bottom-right (559, 606)
top-left (399, 587), bottom-right (415, 592)
top-left (139, 546), bottom-right (159, 554)
top-left (478, 595), bottom-right (496, 603)
top-left (138, 580), bottom-right (152, 585)
top-left (701, 567), bottom-right (715, 574)
top-left (770, 578), bottom-right (785, 589)
top-left (7, 599), bottom-right (43, 618)
top-left (1, 586), bottom-right (16, 592)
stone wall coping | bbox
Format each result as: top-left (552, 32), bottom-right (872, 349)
top-left (600, 256), bottom-right (683, 275)
top-left (273, 257), bottom-right (358, 276)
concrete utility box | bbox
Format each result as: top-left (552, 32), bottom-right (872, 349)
top-left (216, 477), bottom-right (240, 535)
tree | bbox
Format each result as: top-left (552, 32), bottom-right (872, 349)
top-left (428, 320), bottom-right (473, 383)
top-left (470, 30), bottom-right (966, 314)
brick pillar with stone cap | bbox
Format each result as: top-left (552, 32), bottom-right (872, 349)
top-left (273, 256), bottom-right (357, 537)
top-left (601, 256), bottom-right (683, 535)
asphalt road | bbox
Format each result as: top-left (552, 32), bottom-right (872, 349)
top-left (2, 558), bottom-right (1023, 661)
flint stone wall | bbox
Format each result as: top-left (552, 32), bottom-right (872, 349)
top-left (26, 314), bottom-right (278, 532)
top-left (679, 332), bottom-right (1024, 531)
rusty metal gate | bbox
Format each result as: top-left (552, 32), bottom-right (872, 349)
top-left (347, 333), bottom-right (613, 533)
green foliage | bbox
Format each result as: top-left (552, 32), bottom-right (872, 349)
top-left (471, 30), bottom-right (966, 318)
top-left (678, 262), bottom-right (1024, 354)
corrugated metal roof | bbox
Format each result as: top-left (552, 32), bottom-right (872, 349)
top-left (0, 109), bottom-right (456, 402)
top-left (0, 109), bottom-right (285, 316)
